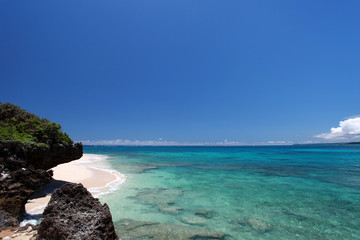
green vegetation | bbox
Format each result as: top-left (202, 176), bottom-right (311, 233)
top-left (0, 103), bottom-right (73, 148)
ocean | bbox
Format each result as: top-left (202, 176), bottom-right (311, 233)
top-left (84, 145), bottom-right (360, 240)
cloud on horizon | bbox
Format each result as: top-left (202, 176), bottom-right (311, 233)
top-left (81, 139), bottom-right (181, 146)
top-left (80, 139), bottom-right (293, 146)
top-left (315, 117), bottom-right (360, 139)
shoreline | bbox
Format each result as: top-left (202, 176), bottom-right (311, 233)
top-left (25, 154), bottom-right (126, 216)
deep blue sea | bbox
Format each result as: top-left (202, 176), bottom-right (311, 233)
top-left (84, 145), bottom-right (360, 240)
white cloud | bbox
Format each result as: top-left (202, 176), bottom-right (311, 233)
top-left (266, 140), bottom-right (293, 145)
top-left (315, 117), bottom-right (360, 139)
top-left (79, 139), bottom-right (294, 146)
top-left (79, 139), bottom-right (255, 146)
top-left (80, 139), bottom-right (179, 146)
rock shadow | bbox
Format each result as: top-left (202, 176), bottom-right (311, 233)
top-left (28, 179), bottom-right (70, 200)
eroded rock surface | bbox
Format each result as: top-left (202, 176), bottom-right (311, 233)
top-left (0, 168), bottom-right (52, 218)
top-left (0, 210), bottom-right (19, 231)
top-left (37, 183), bottom-right (118, 240)
top-left (0, 142), bottom-right (83, 171)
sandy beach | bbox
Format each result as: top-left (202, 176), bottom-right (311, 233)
top-left (0, 154), bottom-right (125, 240)
top-left (25, 154), bottom-right (126, 216)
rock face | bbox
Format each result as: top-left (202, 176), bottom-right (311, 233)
top-left (0, 210), bottom-right (19, 231)
top-left (0, 103), bottom-right (83, 171)
top-left (0, 141), bottom-right (82, 223)
top-left (0, 168), bottom-right (53, 219)
top-left (0, 102), bottom-right (84, 232)
top-left (37, 183), bottom-right (118, 240)
top-left (0, 141), bottom-right (83, 171)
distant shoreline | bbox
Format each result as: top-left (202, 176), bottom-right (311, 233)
top-left (292, 142), bottom-right (360, 146)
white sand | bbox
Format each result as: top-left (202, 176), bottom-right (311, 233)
top-left (1, 154), bottom-right (125, 239)
top-left (25, 154), bottom-right (126, 215)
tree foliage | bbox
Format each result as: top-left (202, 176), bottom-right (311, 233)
top-left (0, 103), bottom-right (73, 147)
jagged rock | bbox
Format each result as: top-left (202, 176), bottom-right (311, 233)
top-left (0, 141), bottom-right (83, 171)
top-left (37, 183), bottom-right (118, 240)
top-left (0, 210), bottom-right (19, 231)
top-left (0, 103), bottom-right (84, 234)
top-left (0, 168), bottom-right (52, 219)
top-left (115, 219), bottom-right (227, 240)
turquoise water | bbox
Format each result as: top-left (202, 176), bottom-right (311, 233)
top-left (84, 145), bottom-right (360, 239)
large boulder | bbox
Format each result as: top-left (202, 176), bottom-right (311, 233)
top-left (37, 183), bottom-right (118, 240)
top-left (0, 168), bottom-right (53, 219)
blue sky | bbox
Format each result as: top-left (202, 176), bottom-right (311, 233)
top-left (1, 0), bottom-right (360, 145)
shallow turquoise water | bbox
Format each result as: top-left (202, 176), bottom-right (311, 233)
top-left (84, 145), bottom-right (360, 239)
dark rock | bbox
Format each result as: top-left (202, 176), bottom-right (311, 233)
top-left (0, 210), bottom-right (19, 231)
top-left (0, 141), bottom-right (83, 171)
top-left (37, 183), bottom-right (118, 240)
top-left (0, 168), bottom-right (52, 219)
top-left (115, 219), bottom-right (227, 240)
top-left (0, 103), bottom-right (83, 171)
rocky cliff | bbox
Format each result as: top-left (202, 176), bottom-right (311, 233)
top-left (0, 168), bottom-right (53, 219)
top-left (0, 102), bottom-right (83, 171)
top-left (0, 141), bottom-right (83, 170)
top-left (0, 103), bottom-right (83, 227)
top-left (37, 183), bottom-right (118, 240)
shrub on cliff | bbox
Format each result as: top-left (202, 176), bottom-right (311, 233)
top-left (0, 103), bottom-right (73, 148)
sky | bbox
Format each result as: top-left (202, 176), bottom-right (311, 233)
top-left (1, 0), bottom-right (360, 145)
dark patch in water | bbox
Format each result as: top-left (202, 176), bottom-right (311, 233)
top-left (133, 188), bottom-right (184, 214)
top-left (115, 219), bottom-right (228, 240)
top-left (229, 217), bottom-right (272, 233)
top-left (282, 210), bottom-right (308, 221)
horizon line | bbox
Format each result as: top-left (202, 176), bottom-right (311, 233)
top-left (79, 141), bottom-right (359, 147)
